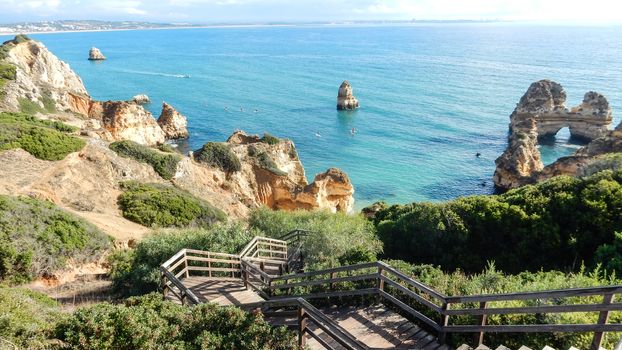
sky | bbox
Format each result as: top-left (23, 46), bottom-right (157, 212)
top-left (1, 0), bottom-right (622, 24)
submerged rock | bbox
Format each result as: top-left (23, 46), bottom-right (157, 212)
top-left (337, 80), bottom-right (359, 110)
top-left (131, 94), bottom-right (150, 105)
top-left (157, 102), bottom-right (189, 139)
top-left (493, 80), bottom-right (616, 190)
top-left (88, 47), bottom-right (106, 61)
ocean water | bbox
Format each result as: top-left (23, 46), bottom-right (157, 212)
top-left (3, 24), bottom-right (621, 208)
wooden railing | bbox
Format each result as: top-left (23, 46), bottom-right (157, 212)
top-left (160, 236), bottom-right (289, 305)
top-left (162, 236), bottom-right (622, 350)
top-left (245, 260), bottom-right (622, 350)
top-left (241, 297), bottom-right (367, 350)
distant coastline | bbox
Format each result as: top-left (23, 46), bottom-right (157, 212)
top-left (0, 19), bottom-right (505, 36)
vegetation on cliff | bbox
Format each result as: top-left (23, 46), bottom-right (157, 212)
top-left (0, 112), bottom-right (85, 161)
top-left (371, 170), bottom-right (622, 275)
top-left (0, 195), bottom-right (111, 284)
top-left (260, 132), bottom-right (281, 145)
top-left (109, 224), bottom-right (253, 296)
top-left (54, 293), bottom-right (296, 350)
top-left (110, 140), bottom-right (181, 180)
top-left (0, 289), bottom-right (295, 350)
top-left (0, 287), bottom-right (61, 349)
top-left (118, 181), bottom-right (226, 229)
top-left (194, 142), bottom-right (241, 173)
top-left (248, 207), bottom-right (382, 265)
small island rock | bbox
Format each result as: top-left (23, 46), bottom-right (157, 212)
top-left (88, 47), bottom-right (106, 61)
top-left (337, 80), bottom-right (359, 110)
top-left (131, 94), bottom-right (150, 105)
top-left (157, 102), bottom-right (189, 139)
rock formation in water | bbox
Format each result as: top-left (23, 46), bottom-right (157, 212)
top-left (493, 80), bottom-right (615, 190)
top-left (131, 94), bottom-right (150, 105)
top-left (337, 80), bottom-right (359, 110)
top-left (157, 102), bottom-right (189, 139)
top-left (88, 47), bottom-right (106, 60)
top-left (221, 131), bottom-right (355, 212)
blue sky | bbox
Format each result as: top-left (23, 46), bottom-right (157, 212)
top-left (1, 0), bottom-right (622, 24)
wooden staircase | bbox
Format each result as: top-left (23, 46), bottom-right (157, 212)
top-left (160, 232), bottom-right (622, 350)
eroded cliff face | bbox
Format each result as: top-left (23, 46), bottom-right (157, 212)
top-left (494, 80), bottom-right (617, 190)
top-left (158, 102), bottom-right (189, 139)
top-left (0, 37), bottom-right (90, 113)
top-left (221, 131), bottom-right (355, 213)
top-left (0, 37), bottom-right (183, 146)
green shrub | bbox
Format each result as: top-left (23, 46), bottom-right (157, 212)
top-left (109, 140), bottom-right (181, 180)
top-left (581, 153), bottom-right (622, 176)
top-left (372, 170), bottom-right (622, 275)
top-left (194, 142), bottom-right (241, 173)
top-left (18, 97), bottom-right (43, 114)
top-left (0, 287), bottom-right (62, 349)
top-left (249, 207), bottom-right (382, 265)
top-left (54, 293), bottom-right (296, 350)
top-left (0, 195), bottom-right (111, 284)
top-left (260, 132), bottom-right (281, 145)
top-left (0, 112), bottom-right (84, 161)
top-left (157, 143), bottom-right (177, 153)
top-left (0, 62), bottom-right (16, 80)
top-left (109, 224), bottom-right (254, 296)
top-left (118, 181), bottom-right (226, 229)
top-left (256, 152), bottom-right (287, 176)
top-left (595, 232), bottom-right (622, 274)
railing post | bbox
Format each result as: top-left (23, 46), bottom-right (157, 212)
top-left (183, 251), bottom-right (189, 278)
top-left (591, 293), bottom-right (615, 350)
top-left (376, 265), bottom-right (384, 303)
top-left (242, 263), bottom-right (249, 290)
top-left (267, 278), bottom-right (272, 297)
top-left (330, 272), bottom-right (337, 290)
top-left (181, 290), bottom-right (187, 306)
top-left (160, 271), bottom-right (167, 299)
top-left (298, 305), bottom-right (307, 348)
top-left (208, 252), bottom-right (212, 278)
top-left (438, 302), bottom-right (450, 344)
top-left (475, 301), bottom-right (487, 346)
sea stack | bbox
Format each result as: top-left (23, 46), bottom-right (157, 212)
top-left (131, 94), bottom-right (151, 105)
top-left (158, 102), bottom-right (189, 139)
top-left (88, 47), bottom-right (106, 61)
top-left (337, 80), bottom-right (359, 110)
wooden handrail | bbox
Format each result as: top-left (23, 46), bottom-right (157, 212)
top-left (162, 237), bottom-right (622, 349)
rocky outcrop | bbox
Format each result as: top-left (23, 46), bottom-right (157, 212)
top-left (88, 47), bottom-right (106, 61)
top-left (87, 101), bottom-right (166, 146)
top-left (0, 36), bottom-right (90, 113)
top-left (131, 94), bottom-right (150, 105)
top-left (494, 80), bottom-right (615, 190)
top-left (216, 131), bottom-right (354, 213)
top-left (157, 102), bottom-right (189, 139)
top-left (337, 80), bottom-right (359, 110)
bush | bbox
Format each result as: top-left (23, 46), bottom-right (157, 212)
top-left (109, 224), bottom-right (254, 296)
top-left (0, 112), bottom-right (84, 161)
top-left (249, 207), bottom-right (382, 266)
top-left (0, 195), bottom-right (111, 284)
top-left (260, 132), bottom-right (281, 145)
top-left (109, 140), bottom-right (181, 180)
top-left (118, 181), bottom-right (226, 229)
top-left (372, 170), bottom-right (622, 275)
top-left (0, 62), bottom-right (16, 80)
top-left (54, 293), bottom-right (297, 350)
top-left (0, 287), bottom-right (62, 349)
top-left (255, 152), bottom-right (287, 176)
top-left (194, 142), bottom-right (241, 173)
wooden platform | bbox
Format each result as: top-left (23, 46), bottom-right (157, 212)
top-left (181, 277), bottom-right (265, 305)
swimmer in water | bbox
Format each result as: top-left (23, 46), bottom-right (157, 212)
top-left (224, 107), bottom-right (228, 111)
top-left (350, 128), bottom-right (357, 135)
top-left (240, 107), bottom-right (244, 112)
top-left (315, 132), bottom-right (321, 138)
top-left (254, 109), bottom-right (259, 113)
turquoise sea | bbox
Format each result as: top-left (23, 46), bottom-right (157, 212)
top-left (3, 24), bottom-right (622, 208)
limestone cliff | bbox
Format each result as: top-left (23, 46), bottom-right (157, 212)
top-left (158, 102), bottom-right (189, 139)
top-left (0, 36), bottom-right (179, 146)
top-left (494, 80), bottom-right (616, 190)
top-left (217, 131), bottom-right (354, 213)
top-left (0, 36), bottom-right (90, 113)
top-left (337, 80), bottom-right (359, 110)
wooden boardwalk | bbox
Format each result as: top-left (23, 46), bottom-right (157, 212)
top-left (174, 275), bottom-right (445, 349)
